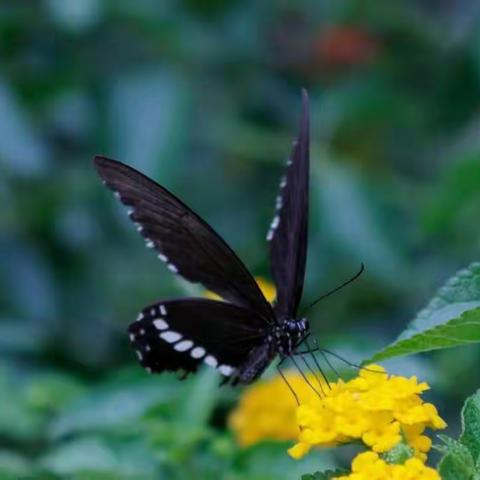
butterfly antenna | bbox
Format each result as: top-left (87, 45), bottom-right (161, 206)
top-left (302, 263), bottom-right (365, 316)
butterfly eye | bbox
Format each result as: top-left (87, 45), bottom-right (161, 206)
top-left (286, 321), bottom-right (300, 333)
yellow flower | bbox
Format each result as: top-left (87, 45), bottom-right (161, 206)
top-left (230, 363), bottom-right (445, 478)
top-left (402, 424), bottom-right (431, 462)
top-left (229, 355), bottom-right (445, 468)
top-left (394, 402), bottom-right (446, 429)
top-left (362, 416), bottom-right (401, 452)
top-left (287, 364), bottom-right (446, 460)
top-left (205, 276), bottom-right (276, 303)
top-left (229, 371), bottom-right (321, 447)
top-left (334, 452), bottom-right (441, 480)
top-left (287, 442), bottom-right (311, 459)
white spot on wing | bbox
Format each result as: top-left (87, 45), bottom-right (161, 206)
top-left (159, 305), bottom-right (167, 315)
top-left (158, 254), bottom-right (168, 262)
top-left (174, 340), bottom-right (193, 352)
top-left (204, 355), bottom-right (218, 368)
top-left (136, 313), bottom-right (144, 321)
top-left (218, 365), bottom-right (234, 376)
top-left (145, 345), bottom-right (151, 352)
top-left (150, 308), bottom-right (156, 316)
top-left (168, 264), bottom-right (178, 273)
top-left (140, 329), bottom-right (145, 335)
top-left (276, 195), bottom-right (283, 209)
top-left (146, 367), bottom-right (152, 374)
top-left (153, 319), bottom-right (168, 330)
top-left (267, 214), bottom-right (281, 241)
top-left (160, 331), bottom-right (182, 343)
top-left (136, 350), bottom-right (143, 361)
top-left (146, 240), bottom-right (155, 248)
top-left (191, 347), bottom-right (205, 359)
top-left (271, 215), bottom-right (280, 230)
top-left (129, 333), bottom-right (135, 342)
top-left (280, 176), bottom-right (287, 188)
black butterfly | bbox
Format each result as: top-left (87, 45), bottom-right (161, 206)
top-left (94, 90), bottom-right (310, 385)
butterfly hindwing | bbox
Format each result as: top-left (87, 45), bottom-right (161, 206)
top-left (268, 89), bottom-right (310, 319)
top-left (128, 298), bottom-right (268, 380)
top-left (94, 156), bottom-right (274, 323)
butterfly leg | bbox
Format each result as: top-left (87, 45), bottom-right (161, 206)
top-left (288, 354), bottom-right (323, 397)
top-left (304, 337), bottom-right (331, 390)
top-left (276, 361), bottom-right (300, 405)
top-left (310, 339), bottom-right (383, 381)
top-left (290, 335), bottom-right (330, 391)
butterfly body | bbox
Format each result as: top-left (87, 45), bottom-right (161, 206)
top-left (230, 341), bottom-right (276, 385)
top-left (95, 90), bottom-right (310, 385)
top-left (230, 317), bottom-right (309, 384)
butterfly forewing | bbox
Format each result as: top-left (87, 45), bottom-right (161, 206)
top-left (129, 298), bottom-right (267, 380)
top-left (94, 156), bottom-right (274, 323)
top-left (268, 90), bottom-right (310, 320)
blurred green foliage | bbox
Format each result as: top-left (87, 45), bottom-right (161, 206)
top-left (1, 0), bottom-right (480, 478)
top-left (435, 390), bottom-right (480, 479)
top-left (370, 262), bottom-right (480, 362)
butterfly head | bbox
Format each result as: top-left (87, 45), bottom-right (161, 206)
top-left (274, 317), bottom-right (309, 356)
top-left (286, 317), bottom-right (309, 342)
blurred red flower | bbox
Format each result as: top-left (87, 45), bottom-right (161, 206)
top-left (314, 26), bottom-right (378, 66)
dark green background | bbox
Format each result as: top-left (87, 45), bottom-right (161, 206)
top-left (1, 1), bottom-right (480, 478)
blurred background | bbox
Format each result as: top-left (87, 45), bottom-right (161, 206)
top-left (1, 1), bottom-right (480, 478)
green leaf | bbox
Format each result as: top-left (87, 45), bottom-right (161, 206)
top-left (439, 454), bottom-right (475, 480)
top-left (301, 470), bottom-right (348, 480)
top-left (0, 450), bottom-right (34, 479)
top-left (178, 367), bottom-right (219, 427)
top-left (370, 262), bottom-right (480, 362)
top-left (26, 372), bottom-right (86, 413)
top-left (40, 437), bottom-right (158, 479)
top-left (422, 156), bottom-right (480, 235)
top-left (381, 440), bottom-right (414, 464)
top-left (0, 371), bottom-right (43, 441)
top-left (240, 443), bottom-right (335, 480)
top-left (50, 378), bottom-right (178, 438)
top-left (460, 390), bottom-right (480, 464)
top-left (436, 435), bottom-right (475, 480)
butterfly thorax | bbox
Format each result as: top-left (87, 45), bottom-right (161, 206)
top-left (271, 317), bottom-right (309, 357)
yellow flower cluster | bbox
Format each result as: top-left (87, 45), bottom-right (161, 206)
top-left (289, 365), bottom-right (446, 460)
top-left (334, 451), bottom-right (440, 480)
top-left (229, 371), bottom-right (320, 447)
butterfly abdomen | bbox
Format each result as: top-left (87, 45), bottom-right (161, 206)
top-left (233, 341), bottom-right (276, 384)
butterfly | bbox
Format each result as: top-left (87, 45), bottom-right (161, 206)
top-left (94, 89), bottom-right (310, 386)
